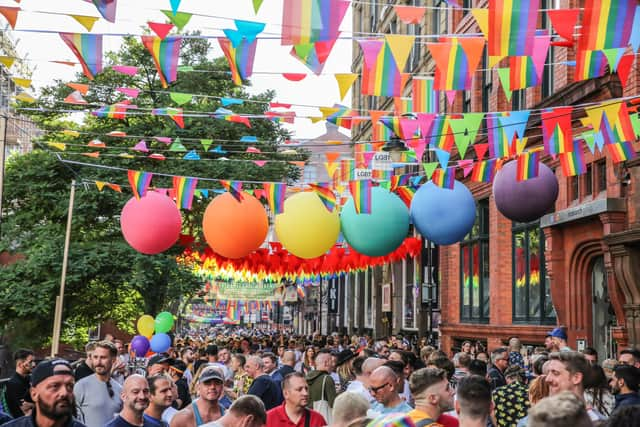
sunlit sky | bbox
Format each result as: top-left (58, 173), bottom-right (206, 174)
top-left (5, 0), bottom-right (353, 139)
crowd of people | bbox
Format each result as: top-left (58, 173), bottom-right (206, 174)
top-left (2, 325), bottom-right (640, 427)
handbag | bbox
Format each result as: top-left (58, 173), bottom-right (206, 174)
top-left (312, 375), bottom-right (333, 424)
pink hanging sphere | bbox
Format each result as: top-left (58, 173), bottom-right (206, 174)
top-left (120, 192), bottom-right (182, 254)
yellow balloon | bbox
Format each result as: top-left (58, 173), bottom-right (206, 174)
top-left (275, 191), bottom-right (340, 259)
top-left (137, 315), bottom-right (155, 337)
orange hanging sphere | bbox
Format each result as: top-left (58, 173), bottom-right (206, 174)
top-left (202, 192), bottom-right (268, 259)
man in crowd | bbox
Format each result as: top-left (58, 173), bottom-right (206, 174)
top-left (171, 367), bottom-right (226, 427)
top-left (265, 372), bottom-right (326, 427)
top-left (216, 348), bottom-right (233, 384)
top-left (180, 348), bottom-right (195, 385)
top-left (549, 327), bottom-right (571, 352)
top-left (455, 376), bottom-right (493, 427)
top-left (245, 356), bottom-right (283, 411)
top-left (74, 340), bottom-right (123, 427)
top-left (306, 352), bottom-right (336, 411)
top-left (368, 366), bottom-right (412, 415)
top-left (105, 375), bottom-right (151, 427)
top-left (143, 375), bottom-right (174, 427)
top-left (74, 343), bottom-right (96, 382)
top-left (527, 392), bottom-right (592, 427)
top-left (610, 364), bottom-right (640, 411)
top-left (5, 349), bottom-right (35, 418)
top-left (331, 392), bottom-right (370, 427)
top-left (147, 355), bottom-right (171, 377)
top-left (277, 351), bottom-right (296, 379)
top-left (487, 348), bottom-right (508, 390)
top-left (169, 361), bottom-right (191, 410)
top-left (261, 353), bottom-right (283, 386)
top-left (581, 347), bottom-right (598, 366)
top-left (200, 395), bottom-right (266, 427)
top-left (619, 349), bottom-right (640, 368)
top-left (407, 368), bottom-right (454, 426)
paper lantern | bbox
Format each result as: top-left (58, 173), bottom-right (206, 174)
top-left (130, 335), bottom-right (150, 357)
top-left (202, 192), bottom-right (268, 259)
top-left (410, 181), bottom-right (476, 245)
top-left (493, 160), bottom-right (559, 223)
top-left (275, 191), bottom-right (340, 259)
top-left (149, 333), bottom-right (171, 353)
top-left (341, 187), bottom-right (410, 256)
top-left (120, 192), bottom-right (182, 255)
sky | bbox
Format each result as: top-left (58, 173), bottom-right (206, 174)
top-left (5, 0), bottom-right (353, 139)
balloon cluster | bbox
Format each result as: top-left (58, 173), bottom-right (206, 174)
top-left (130, 311), bottom-right (175, 357)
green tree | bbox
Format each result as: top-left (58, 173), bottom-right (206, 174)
top-left (0, 35), bottom-right (306, 349)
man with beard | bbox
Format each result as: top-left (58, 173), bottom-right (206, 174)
top-left (180, 349), bottom-right (195, 386)
top-left (368, 366), bottom-right (413, 416)
top-left (105, 375), bottom-right (153, 427)
top-left (407, 368), bottom-right (454, 426)
top-left (170, 367), bottom-right (225, 427)
top-left (5, 349), bottom-right (35, 418)
top-left (3, 359), bottom-right (85, 427)
top-left (143, 376), bottom-right (174, 427)
top-left (610, 364), bottom-right (640, 412)
top-left (74, 341), bottom-right (123, 427)
top-left (265, 373), bottom-right (326, 427)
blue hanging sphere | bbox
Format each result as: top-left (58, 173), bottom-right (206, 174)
top-left (410, 180), bottom-right (476, 245)
top-left (149, 333), bottom-right (172, 353)
top-left (341, 187), bottom-right (410, 256)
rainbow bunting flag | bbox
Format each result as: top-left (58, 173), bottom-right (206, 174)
top-left (348, 179), bottom-right (372, 214)
top-left (471, 159), bottom-right (497, 183)
top-left (93, 103), bottom-right (129, 120)
top-left (308, 183), bottom-right (337, 212)
top-left (263, 182), bottom-right (287, 214)
top-left (220, 180), bottom-right (244, 201)
top-left (90, 0), bottom-right (117, 23)
top-left (486, 115), bottom-right (510, 159)
top-left (281, 0), bottom-right (348, 45)
top-left (488, 0), bottom-right (539, 57)
top-left (560, 141), bottom-right (587, 177)
top-left (358, 39), bottom-right (410, 97)
top-left (339, 159), bottom-right (355, 182)
top-left (172, 176), bottom-right (198, 210)
top-left (516, 151), bottom-right (541, 181)
top-left (412, 78), bottom-right (438, 114)
top-left (425, 115), bottom-right (454, 152)
top-left (141, 36), bottom-right (181, 88)
top-left (542, 107), bottom-right (573, 154)
top-left (606, 140), bottom-right (637, 163)
top-left (508, 36), bottom-right (550, 90)
top-left (428, 37), bottom-right (485, 91)
top-left (395, 186), bottom-right (416, 208)
top-left (431, 167), bottom-right (455, 189)
top-left (372, 169), bottom-right (393, 181)
top-left (575, 50), bottom-right (607, 82)
top-left (379, 116), bottom-right (402, 138)
top-left (59, 33), bottom-right (103, 80)
top-left (127, 170), bottom-right (153, 200)
top-left (580, 0), bottom-right (636, 51)
top-left (218, 26), bottom-right (260, 85)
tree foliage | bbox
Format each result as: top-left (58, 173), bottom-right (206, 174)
top-left (0, 35), bottom-right (305, 348)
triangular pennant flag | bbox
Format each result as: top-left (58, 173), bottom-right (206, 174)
top-left (253, 160), bottom-right (267, 167)
top-left (252, 0), bottom-right (264, 13)
top-left (45, 142), bottom-right (66, 151)
top-left (127, 170), bottom-right (152, 200)
top-left (71, 15), bottom-right (99, 31)
top-left (399, 118), bottom-right (420, 140)
top-left (111, 65), bottom-right (138, 76)
top-left (200, 139), bottom-right (212, 151)
top-left (59, 33), bottom-right (103, 80)
top-left (141, 36), bottom-right (181, 88)
top-left (369, 110), bottom-right (385, 126)
top-left (334, 73), bottom-right (358, 100)
top-left (161, 10), bottom-right (192, 31)
top-left (116, 87), bottom-right (140, 98)
top-left (422, 162), bottom-right (439, 180)
top-left (107, 183), bottom-right (122, 192)
top-left (169, 0), bottom-right (181, 15)
top-left (602, 48), bottom-right (625, 73)
top-left (184, 150), bottom-right (200, 160)
top-left (0, 6), bottom-right (20, 29)
top-left (325, 152), bottom-right (341, 164)
top-left (133, 140), bottom-right (148, 152)
top-left (394, 5), bottom-right (426, 24)
top-left (384, 34), bottom-right (415, 73)
top-left (95, 181), bottom-right (106, 191)
top-left (617, 55), bottom-right (635, 89)
top-left (11, 77), bottom-right (30, 88)
top-left (458, 159), bottom-right (475, 177)
top-left (220, 180), bottom-right (244, 201)
top-left (148, 22), bottom-right (174, 40)
top-left (0, 56), bottom-right (14, 69)
top-left (169, 140), bottom-right (187, 151)
top-left (64, 90), bottom-right (87, 104)
top-left (435, 148), bottom-right (450, 170)
top-left (67, 83), bottom-right (89, 95)
top-left (448, 119), bottom-right (472, 159)
top-left (471, 8), bottom-right (488, 39)
top-left (169, 92), bottom-right (193, 105)
top-left (586, 102), bottom-right (621, 134)
top-left (324, 162), bottom-right (340, 179)
top-left (548, 9), bottom-right (579, 43)
top-left (499, 110), bottom-right (530, 144)
top-left (445, 91), bottom-right (456, 106)
top-left (14, 93), bottom-right (35, 103)
top-left (496, 68), bottom-right (513, 101)
top-left (173, 176), bottom-right (198, 210)
top-left (89, 0), bottom-right (116, 23)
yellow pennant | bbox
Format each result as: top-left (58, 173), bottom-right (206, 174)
top-left (319, 106), bottom-right (339, 119)
top-left (471, 9), bottom-right (489, 39)
top-left (324, 162), bottom-right (340, 178)
top-left (95, 181), bottom-right (106, 191)
top-left (70, 15), bottom-right (100, 31)
top-left (11, 77), bottom-right (31, 88)
top-left (0, 56), bottom-right (15, 69)
top-left (14, 92), bottom-right (35, 103)
top-left (384, 34), bottom-right (415, 72)
top-left (585, 102), bottom-right (622, 133)
top-left (334, 73), bottom-right (358, 101)
top-left (63, 129), bottom-right (80, 137)
top-left (46, 142), bottom-right (66, 151)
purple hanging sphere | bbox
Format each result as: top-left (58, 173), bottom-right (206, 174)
top-left (493, 160), bottom-right (559, 223)
top-left (130, 335), bottom-right (150, 357)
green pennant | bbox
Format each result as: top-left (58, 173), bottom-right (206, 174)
top-left (422, 162), bottom-right (439, 180)
top-left (200, 139), bottom-right (213, 151)
top-left (582, 131), bottom-right (597, 154)
top-left (629, 112), bottom-right (640, 139)
top-left (496, 67), bottom-right (512, 101)
top-left (161, 10), bottom-right (193, 31)
top-left (245, 189), bottom-right (255, 196)
top-left (252, 0), bottom-right (264, 13)
top-left (448, 119), bottom-right (472, 159)
top-left (293, 43), bottom-right (314, 59)
top-left (177, 65), bottom-right (194, 72)
top-left (169, 138), bottom-right (186, 152)
top-left (169, 92), bottom-right (193, 105)
top-left (602, 47), bottom-right (624, 72)
top-left (378, 180), bottom-right (391, 190)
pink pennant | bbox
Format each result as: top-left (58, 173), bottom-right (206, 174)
top-left (282, 73), bottom-right (306, 81)
top-left (246, 146), bottom-right (261, 153)
top-left (445, 91), bottom-right (456, 106)
top-left (116, 87), bottom-right (140, 98)
top-left (148, 22), bottom-right (174, 40)
top-left (270, 102), bottom-right (292, 109)
top-left (358, 39), bottom-right (384, 67)
top-left (133, 140), bottom-right (148, 152)
top-left (399, 118), bottom-right (420, 140)
top-left (415, 113), bottom-right (436, 138)
top-left (531, 36), bottom-right (551, 82)
top-left (111, 65), bottom-right (138, 76)
top-left (408, 139), bottom-right (427, 161)
top-left (458, 159), bottom-right (474, 177)
top-left (154, 136), bottom-right (172, 144)
top-left (362, 151), bottom-right (376, 168)
top-left (64, 90), bottom-right (87, 104)
top-left (253, 160), bottom-right (267, 167)
top-left (149, 153), bottom-right (166, 160)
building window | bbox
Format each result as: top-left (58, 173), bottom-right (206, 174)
top-left (596, 160), bottom-right (607, 193)
top-left (512, 222), bottom-right (556, 324)
top-left (585, 163), bottom-right (593, 196)
top-left (541, 0), bottom-right (554, 99)
top-left (403, 257), bottom-right (418, 330)
top-left (432, 1), bottom-right (448, 36)
top-left (364, 268), bottom-right (373, 328)
top-left (410, 24), bottom-right (421, 71)
top-left (512, 89), bottom-right (526, 111)
top-left (463, 90), bottom-right (472, 113)
top-left (462, 0), bottom-right (472, 16)
top-left (343, 275), bottom-right (350, 328)
top-left (370, 2), bottom-right (377, 32)
top-left (460, 199), bottom-right (490, 323)
top-left (570, 175), bottom-right (579, 202)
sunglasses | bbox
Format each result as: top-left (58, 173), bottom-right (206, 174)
top-left (369, 383), bottom-right (390, 393)
top-left (106, 381), bottom-right (114, 398)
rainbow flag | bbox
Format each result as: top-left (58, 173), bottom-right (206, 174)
top-left (516, 151), bottom-right (541, 181)
top-left (127, 170), bottom-right (152, 200)
top-left (218, 36), bottom-right (258, 86)
top-left (488, 0), bottom-right (539, 57)
top-left (560, 141), bottom-right (587, 177)
top-left (359, 39), bottom-right (409, 97)
top-left (431, 167), bottom-right (455, 189)
top-left (575, 50), bottom-right (607, 81)
top-left (379, 116), bottom-right (402, 138)
top-left (542, 107), bottom-right (573, 155)
top-left (372, 169), bottom-right (393, 181)
top-left (395, 186), bottom-right (416, 208)
top-left (348, 179), bottom-right (373, 214)
top-left (308, 183), bottom-right (337, 212)
top-left (172, 176), bottom-right (198, 210)
top-left (262, 182), bottom-right (287, 214)
top-left (281, 0), bottom-right (348, 45)
top-left (141, 36), bottom-right (181, 88)
top-left (412, 78), bottom-right (438, 114)
top-left (428, 37), bottom-right (485, 91)
top-left (471, 159), bottom-right (497, 183)
top-left (220, 180), bottom-right (244, 201)
top-left (425, 115), bottom-right (454, 151)
top-left (339, 159), bottom-right (355, 182)
top-left (487, 115), bottom-right (510, 159)
top-left (90, 0), bottom-right (117, 23)
top-left (373, 121), bottom-right (393, 143)
top-left (59, 33), bottom-right (103, 80)
top-left (606, 140), bottom-right (637, 163)
top-left (93, 103), bottom-right (128, 120)
top-left (580, 0), bottom-right (635, 51)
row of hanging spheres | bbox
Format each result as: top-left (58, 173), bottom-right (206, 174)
top-left (120, 161), bottom-right (558, 257)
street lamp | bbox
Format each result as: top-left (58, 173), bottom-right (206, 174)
top-left (381, 134), bottom-right (408, 153)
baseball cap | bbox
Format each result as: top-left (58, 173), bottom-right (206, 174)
top-left (199, 366), bottom-right (224, 383)
top-left (148, 354), bottom-right (172, 367)
top-left (31, 359), bottom-right (73, 387)
top-left (549, 327), bottom-right (567, 341)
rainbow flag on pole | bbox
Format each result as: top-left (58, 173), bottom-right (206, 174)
top-left (431, 167), bottom-right (455, 189)
top-left (172, 176), bottom-right (198, 209)
top-left (348, 179), bottom-right (372, 214)
top-left (127, 170), bottom-right (152, 200)
top-left (516, 151), bottom-right (541, 181)
top-left (262, 182), bottom-right (287, 214)
top-left (471, 159), bottom-right (497, 183)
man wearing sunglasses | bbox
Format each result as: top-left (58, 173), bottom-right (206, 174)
top-left (74, 340), bottom-right (122, 427)
top-left (368, 366), bottom-right (413, 416)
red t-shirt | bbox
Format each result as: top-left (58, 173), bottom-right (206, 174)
top-left (437, 414), bottom-right (459, 427)
top-left (266, 403), bottom-right (327, 427)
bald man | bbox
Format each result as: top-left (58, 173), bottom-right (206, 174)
top-left (346, 357), bottom-right (384, 403)
top-left (105, 375), bottom-right (153, 427)
top-left (278, 351), bottom-right (297, 379)
top-left (368, 366), bottom-right (413, 415)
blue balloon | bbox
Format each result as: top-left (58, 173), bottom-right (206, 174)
top-left (410, 180), bottom-right (476, 245)
top-left (149, 333), bottom-right (172, 353)
top-left (341, 187), bottom-right (410, 256)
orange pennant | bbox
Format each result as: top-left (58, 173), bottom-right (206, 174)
top-left (325, 152), bottom-right (341, 164)
top-left (394, 5), bottom-right (426, 24)
top-left (67, 82), bottom-right (89, 95)
top-left (369, 110), bottom-right (386, 126)
top-left (0, 6), bottom-right (20, 29)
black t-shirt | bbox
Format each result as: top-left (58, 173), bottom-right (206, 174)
top-left (104, 415), bottom-right (156, 427)
top-left (175, 378), bottom-right (191, 410)
top-left (247, 375), bottom-right (283, 410)
top-left (5, 373), bottom-right (30, 418)
top-left (74, 362), bottom-right (94, 383)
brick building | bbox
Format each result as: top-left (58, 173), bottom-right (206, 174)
top-left (326, 0), bottom-right (640, 357)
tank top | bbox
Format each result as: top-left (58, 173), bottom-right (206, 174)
top-left (191, 399), bottom-right (225, 427)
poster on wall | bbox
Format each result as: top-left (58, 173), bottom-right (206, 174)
top-left (382, 283), bottom-right (391, 312)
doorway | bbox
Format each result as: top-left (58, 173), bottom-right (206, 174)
top-left (591, 256), bottom-right (616, 359)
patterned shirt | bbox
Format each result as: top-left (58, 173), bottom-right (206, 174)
top-left (493, 382), bottom-right (530, 427)
top-left (233, 371), bottom-right (252, 396)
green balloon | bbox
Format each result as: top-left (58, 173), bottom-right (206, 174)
top-left (154, 311), bottom-right (174, 333)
